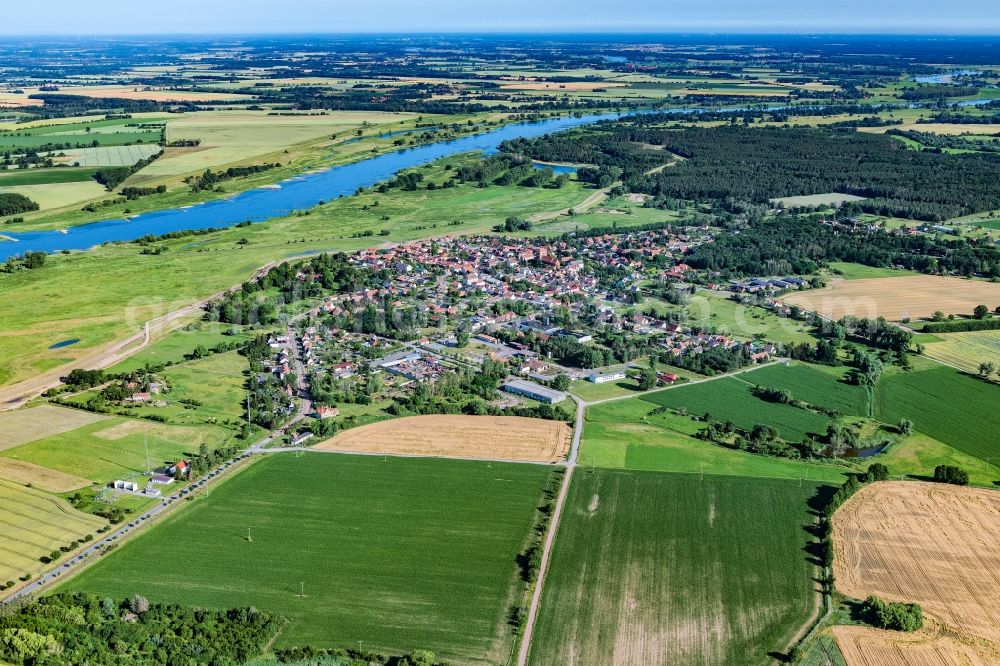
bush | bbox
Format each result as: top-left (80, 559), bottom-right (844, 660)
top-left (864, 595), bottom-right (923, 632)
top-left (863, 463), bottom-right (890, 483)
top-left (933, 464), bottom-right (969, 486)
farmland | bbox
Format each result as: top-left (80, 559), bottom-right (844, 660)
top-left (314, 414), bottom-right (572, 462)
top-left (770, 192), bottom-right (867, 208)
top-left (0, 404), bottom-right (109, 451)
top-left (580, 395), bottom-right (852, 482)
top-left (527, 469), bottom-right (825, 665)
top-left (639, 374), bottom-right (836, 442)
top-left (919, 329), bottom-right (1000, 375)
top-left (875, 364), bottom-right (1000, 462)
top-left (783, 275), bottom-right (1000, 321)
top-left (832, 482), bottom-right (1000, 664)
top-left (0, 418), bottom-right (211, 483)
top-left (62, 453), bottom-right (554, 664)
top-left (684, 291), bottom-right (819, 345)
top-left (0, 479), bottom-right (106, 583)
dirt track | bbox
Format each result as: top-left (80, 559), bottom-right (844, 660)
top-left (314, 414), bottom-right (571, 462)
top-left (832, 481), bottom-right (1000, 665)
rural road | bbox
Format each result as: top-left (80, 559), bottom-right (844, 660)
top-left (516, 395), bottom-right (584, 666)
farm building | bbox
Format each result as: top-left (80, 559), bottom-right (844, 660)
top-left (150, 474), bottom-right (174, 485)
top-left (588, 371), bottom-right (627, 384)
top-left (502, 379), bottom-right (567, 404)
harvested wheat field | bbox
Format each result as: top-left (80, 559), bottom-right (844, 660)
top-left (784, 275), bottom-right (1000, 321)
top-left (832, 482), bottom-right (1000, 665)
top-left (314, 415), bottom-right (571, 462)
top-left (833, 617), bottom-right (999, 666)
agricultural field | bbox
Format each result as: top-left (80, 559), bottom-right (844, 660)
top-left (0, 181), bottom-right (107, 211)
top-left (55, 144), bottom-right (161, 167)
top-left (783, 275), bottom-right (1000, 321)
top-left (0, 418), bottom-right (212, 483)
top-left (0, 479), bottom-right (106, 583)
top-left (0, 458), bottom-right (91, 493)
top-left (832, 482), bottom-right (1000, 665)
top-left (639, 374), bottom-right (836, 442)
top-left (918, 329), bottom-right (1000, 375)
top-left (527, 469), bottom-right (825, 665)
top-left (139, 110), bottom-right (416, 178)
top-left (875, 363), bottom-right (1000, 462)
top-left (314, 414), bottom-right (571, 462)
top-left (0, 404), bottom-right (109, 451)
top-left (825, 262), bottom-right (916, 280)
top-left (63, 453), bottom-right (554, 664)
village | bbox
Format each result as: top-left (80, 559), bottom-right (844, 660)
top-left (259, 226), bottom-right (795, 430)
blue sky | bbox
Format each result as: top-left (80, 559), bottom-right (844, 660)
top-left (4, 0), bottom-right (999, 35)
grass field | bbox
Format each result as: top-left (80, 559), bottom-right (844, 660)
top-left (686, 291), bottom-right (818, 345)
top-left (580, 390), bottom-right (853, 483)
top-left (108, 322), bottom-right (256, 374)
top-left (527, 469), bottom-right (826, 665)
top-left (0, 479), bottom-right (106, 583)
top-left (876, 364), bottom-right (1000, 463)
top-left (63, 453), bottom-right (553, 664)
top-left (0, 404), bottom-right (109, 451)
top-left (919, 329), bottom-right (1000, 375)
top-left (0, 167), bottom-right (100, 186)
top-left (0, 418), bottom-right (214, 483)
top-left (825, 262), bottom-right (916, 280)
top-left (122, 350), bottom-right (250, 427)
top-left (639, 375), bottom-right (835, 442)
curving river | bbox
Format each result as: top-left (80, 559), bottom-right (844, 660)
top-left (0, 111), bottom-right (661, 261)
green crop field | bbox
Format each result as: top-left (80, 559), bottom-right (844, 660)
top-left (0, 130), bottom-right (160, 151)
top-left (738, 363), bottom-right (870, 417)
top-left (876, 364), bottom-right (1000, 462)
top-left (580, 394), bottom-right (852, 482)
top-left (639, 374), bottom-right (835, 442)
top-left (0, 479), bottom-right (106, 583)
top-left (1, 418), bottom-right (216, 483)
top-left (527, 469), bottom-right (825, 666)
top-left (0, 167), bottom-right (100, 186)
top-left (62, 454), bottom-right (554, 664)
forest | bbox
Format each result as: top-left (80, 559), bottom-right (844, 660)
top-left (683, 217), bottom-right (1000, 278)
top-left (0, 593), bottom-right (277, 665)
top-left (507, 124), bottom-right (1000, 221)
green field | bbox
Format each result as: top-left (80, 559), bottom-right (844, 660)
top-left (580, 393), bottom-right (852, 482)
top-left (109, 322), bottom-right (256, 374)
top-left (0, 167), bottom-right (100, 186)
top-left (876, 364), bottom-right (1000, 462)
top-left (0, 479), bottom-right (106, 582)
top-left (62, 454), bottom-right (554, 664)
top-left (685, 291), bottom-right (818, 345)
top-left (0, 417), bottom-right (214, 483)
top-left (0, 130), bottom-right (160, 151)
top-left (738, 363), bottom-right (870, 417)
top-left (527, 469), bottom-right (825, 665)
top-left (919, 329), bottom-right (1000, 375)
top-left (639, 374), bottom-right (835, 442)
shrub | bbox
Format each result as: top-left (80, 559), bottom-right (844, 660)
top-left (933, 464), bottom-right (969, 486)
top-left (864, 595), bottom-right (923, 632)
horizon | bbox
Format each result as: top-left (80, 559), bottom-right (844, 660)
top-left (3, 0), bottom-right (1000, 36)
